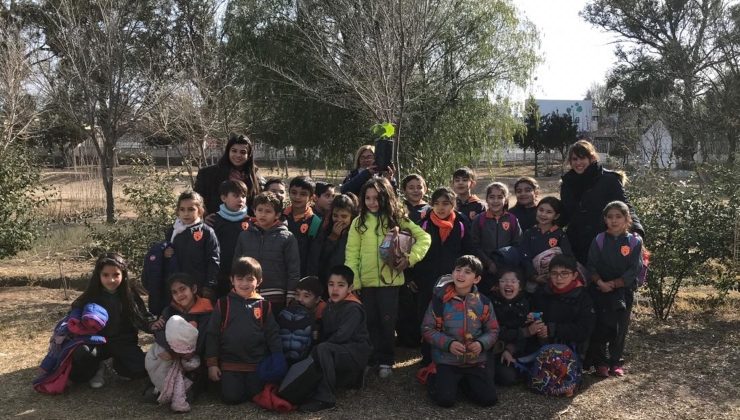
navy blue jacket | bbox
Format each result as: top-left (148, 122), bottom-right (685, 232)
top-left (509, 204), bottom-right (537, 231)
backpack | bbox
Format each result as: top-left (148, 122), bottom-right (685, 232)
top-left (378, 227), bottom-right (415, 284)
top-left (277, 304), bottom-right (315, 362)
top-left (514, 344), bottom-right (582, 397)
top-left (595, 232), bottom-right (649, 287)
top-left (142, 241), bottom-right (178, 316)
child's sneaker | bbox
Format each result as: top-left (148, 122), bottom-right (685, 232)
top-left (610, 366), bottom-right (625, 377)
top-left (595, 365), bottom-right (610, 378)
top-left (378, 364), bottom-right (393, 379)
top-left (89, 364), bottom-right (106, 389)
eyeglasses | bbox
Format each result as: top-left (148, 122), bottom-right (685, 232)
top-left (549, 270), bottom-right (574, 278)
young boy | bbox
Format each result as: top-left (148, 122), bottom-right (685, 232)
top-left (205, 257), bottom-right (283, 404)
top-left (452, 167), bottom-right (486, 225)
top-left (277, 276), bottom-right (327, 364)
top-left (510, 177), bottom-right (539, 231)
top-left (421, 255), bottom-right (499, 408)
top-left (311, 182), bottom-right (335, 219)
top-left (300, 265), bottom-right (371, 413)
top-left (234, 192), bottom-right (300, 314)
top-left (210, 180), bottom-right (251, 297)
top-left (284, 176), bottom-right (323, 277)
top-left (264, 178), bottom-right (286, 204)
top-left (490, 269), bottom-right (531, 385)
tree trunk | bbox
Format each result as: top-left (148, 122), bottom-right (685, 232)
top-left (534, 149), bottom-right (539, 177)
top-left (102, 143), bottom-right (116, 223)
top-left (728, 130), bottom-right (737, 164)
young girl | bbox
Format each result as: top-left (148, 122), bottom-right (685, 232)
top-left (587, 201), bottom-right (643, 377)
top-left (519, 197), bottom-right (574, 293)
top-left (510, 177), bottom-right (539, 231)
top-left (68, 253), bottom-right (153, 388)
top-left (308, 193), bottom-right (360, 288)
top-left (345, 178), bottom-right (431, 378)
top-left (471, 182), bottom-right (522, 295)
top-left (491, 269), bottom-right (531, 386)
top-left (165, 191), bottom-right (221, 299)
top-left (401, 174), bottom-right (429, 224)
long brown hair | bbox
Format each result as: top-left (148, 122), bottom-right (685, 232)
top-left (219, 133), bottom-right (260, 203)
top-left (356, 177), bottom-right (407, 235)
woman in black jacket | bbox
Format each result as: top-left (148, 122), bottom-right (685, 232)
top-left (559, 140), bottom-right (644, 265)
top-left (195, 133), bottom-right (261, 216)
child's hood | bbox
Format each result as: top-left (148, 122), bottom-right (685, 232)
top-left (248, 219), bottom-right (288, 234)
top-left (433, 278), bottom-right (480, 303)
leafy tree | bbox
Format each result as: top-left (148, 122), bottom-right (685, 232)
top-left (513, 96), bottom-right (543, 176)
top-left (541, 111), bottom-right (578, 160)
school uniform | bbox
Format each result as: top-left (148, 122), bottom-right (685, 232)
top-left (405, 201), bottom-right (430, 225)
top-left (211, 209), bottom-right (251, 297)
top-left (471, 211), bottom-right (522, 294)
top-left (396, 202), bottom-right (428, 347)
top-left (307, 225), bottom-right (349, 288)
top-left (490, 293), bottom-right (531, 385)
top-left (284, 206), bottom-right (322, 278)
top-left (166, 222), bottom-right (220, 292)
top-left (519, 225), bottom-right (573, 292)
top-left (509, 203), bottom-right (537, 231)
top-left (455, 195), bottom-right (486, 226)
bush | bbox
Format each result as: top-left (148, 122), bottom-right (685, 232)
top-left (0, 145), bottom-right (47, 258)
top-left (631, 167), bottom-right (739, 320)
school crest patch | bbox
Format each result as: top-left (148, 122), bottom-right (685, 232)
top-left (253, 305), bottom-right (262, 320)
top-left (469, 211), bottom-right (476, 220)
top-left (502, 221), bottom-right (510, 231)
top-left (300, 223), bottom-right (309, 234)
top-left (548, 238), bottom-right (558, 248)
top-left (192, 230), bottom-right (203, 242)
top-left (620, 245), bottom-right (631, 256)
top-left (241, 221), bottom-right (249, 231)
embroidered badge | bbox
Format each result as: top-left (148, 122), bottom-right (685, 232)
top-left (502, 221), bottom-right (510, 231)
top-left (548, 238), bottom-right (558, 248)
top-left (469, 211), bottom-right (476, 220)
top-left (620, 245), bottom-right (631, 256)
top-left (149, 255), bottom-right (157, 261)
top-left (300, 223), bottom-right (309, 234)
top-left (193, 230), bottom-right (203, 242)
top-left (241, 221), bottom-right (249, 231)
top-left (253, 306), bottom-right (262, 320)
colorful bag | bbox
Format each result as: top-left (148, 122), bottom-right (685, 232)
top-left (514, 344), bottom-right (582, 397)
top-left (378, 226), bottom-right (415, 284)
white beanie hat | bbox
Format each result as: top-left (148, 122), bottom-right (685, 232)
top-left (165, 315), bottom-right (199, 354)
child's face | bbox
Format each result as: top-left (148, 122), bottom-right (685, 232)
top-left (452, 264), bottom-right (480, 295)
top-left (296, 289), bottom-right (320, 310)
top-left (432, 197), bottom-right (454, 220)
top-left (452, 176), bottom-right (473, 196)
top-left (314, 188), bottom-right (335, 213)
top-left (549, 266), bottom-right (576, 289)
top-left (364, 187), bottom-right (380, 213)
top-left (605, 208), bottom-right (629, 234)
top-left (231, 274), bottom-right (260, 299)
top-left (515, 183), bottom-right (537, 207)
top-left (221, 192), bottom-right (247, 212)
top-left (327, 275), bottom-right (352, 303)
top-left (498, 272), bottom-right (520, 300)
top-left (170, 281), bottom-right (197, 309)
top-left (178, 199), bottom-right (202, 225)
top-left (569, 154), bottom-right (592, 174)
top-left (536, 203), bottom-right (558, 226)
top-left (254, 203), bottom-right (280, 228)
top-left (332, 208), bottom-right (353, 226)
top-left (100, 264), bottom-right (123, 292)
top-left (267, 183), bottom-right (286, 202)
top-left (486, 188), bottom-right (506, 214)
top-left (404, 179), bottom-right (426, 205)
top-left (289, 186), bottom-right (311, 210)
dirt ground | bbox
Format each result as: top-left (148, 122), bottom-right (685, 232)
top-left (1, 286), bottom-right (738, 420)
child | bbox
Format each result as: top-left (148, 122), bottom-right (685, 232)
top-left (146, 273), bottom-right (213, 402)
top-left (520, 197), bottom-right (573, 294)
top-left (401, 174), bottom-right (429, 224)
top-left (68, 253), bottom-right (153, 389)
top-left (307, 193), bottom-right (359, 286)
top-left (471, 182), bottom-right (522, 295)
top-left (264, 178), bottom-right (286, 204)
top-left (412, 187), bottom-right (472, 365)
top-left (205, 257), bottom-right (283, 404)
top-left (312, 181), bottom-right (336, 219)
top-left (490, 269), bottom-right (531, 385)
top-left (284, 176), bottom-right (323, 277)
top-left (421, 255), bottom-right (499, 408)
top-left (234, 191), bottom-right (300, 314)
top-left (510, 177), bottom-right (539, 231)
top-left (529, 254), bottom-right (595, 361)
top-left (345, 178), bottom-right (431, 378)
top-left (210, 180), bottom-right (251, 297)
top-left (587, 201), bottom-right (643, 377)
top-left (300, 265), bottom-right (371, 412)
top-left (165, 191), bottom-right (220, 299)
top-left (277, 276), bottom-right (327, 364)
top-left (452, 167), bottom-right (486, 225)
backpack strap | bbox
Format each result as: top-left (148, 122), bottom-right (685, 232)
top-left (219, 297), bottom-right (230, 333)
top-left (459, 220), bottom-right (465, 239)
top-left (595, 232), bottom-right (605, 250)
top-left (431, 294), bottom-right (445, 331)
top-left (478, 213), bottom-right (486, 229)
top-left (308, 216), bottom-right (322, 238)
top-left (421, 220), bottom-right (428, 231)
top-left (508, 212), bottom-right (517, 230)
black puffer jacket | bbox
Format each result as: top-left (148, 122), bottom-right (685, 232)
top-left (530, 283), bottom-right (596, 356)
top-left (560, 163), bottom-right (644, 264)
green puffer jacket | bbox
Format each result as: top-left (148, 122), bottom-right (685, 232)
top-left (345, 213), bottom-right (431, 290)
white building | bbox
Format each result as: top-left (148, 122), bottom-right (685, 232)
top-left (536, 99), bottom-right (594, 133)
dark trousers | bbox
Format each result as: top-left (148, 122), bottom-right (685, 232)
top-left (590, 290), bottom-right (634, 366)
top-left (396, 283), bottom-right (420, 347)
top-left (69, 342), bottom-right (146, 382)
top-left (428, 363), bottom-right (497, 408)
top-left (220, 371), bottom-right (263, 404)
top-left (493, 356), bottom-right (521, 386)
top-left (312, 342), bottom-right (362, 403)
top-left (361, 286), bottom-right (400, 366)
top-left (416, 285), bottom-right (434, 365)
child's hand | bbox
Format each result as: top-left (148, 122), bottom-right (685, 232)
top-left (151, 317), bottom-right (165, 331)
top-left (331, 220), bottom-right (348, 237)
top-left (527, 320), bottom-right (543, 336)
top-left (501, 350), bottom-right (516, 366)
top-left (466, 341), bottom-right (483, 357)
top-left (449, 341), bottom-right (466, 357)
top-left (597, 279), bottom-right (614, 293)
top-left (394, 256), bottom-right (410, 272)
top-left (536, 324), bottom-right (549, 338)
top-left (488, 262), bottom-right (497, 274)
top-left (208, 366), bottom-right (221, 382)
top-left (164, 247), bottom-right (174, 258)
top-left (383, 164), bottom-right (395, 181)
top-left (407, 281), bottom-right (419, 293)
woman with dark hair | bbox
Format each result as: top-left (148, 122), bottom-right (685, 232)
top-left (195, 133), bottom-right (261, 217)
top-left (340, 145), bottom-right (395, 195)
top-left (559, 140), bottom-right (644, 265)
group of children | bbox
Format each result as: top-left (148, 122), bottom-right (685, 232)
top-left (35, 165), bottom-right (644, 412)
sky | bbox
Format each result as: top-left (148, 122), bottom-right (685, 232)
top-left (512, 0), bottom-right (620, 101)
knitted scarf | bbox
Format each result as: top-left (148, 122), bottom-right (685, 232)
top-left (218, 204), bottom-right (248, 222)
top-left (550, 277), bottom-right (584, 295)
top-left (170, 218), bottom-right (201, 242)
top-left (430, 211), bottom-right (456, 243)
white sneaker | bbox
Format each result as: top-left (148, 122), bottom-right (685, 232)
top-left (89, 364), bottom-right (106, 389)
top-left (378, 365), bottom-right (393, 379)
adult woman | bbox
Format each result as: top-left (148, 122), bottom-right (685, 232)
top-left (559, 140), bottom-right (644, 265)
top-left (195, 133), bottom-right (261, 216)
top-left (341, 145), bottom-right (395, 195)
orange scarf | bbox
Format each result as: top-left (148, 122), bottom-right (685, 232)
top-left (430, 211), bottom-right (456, 243)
